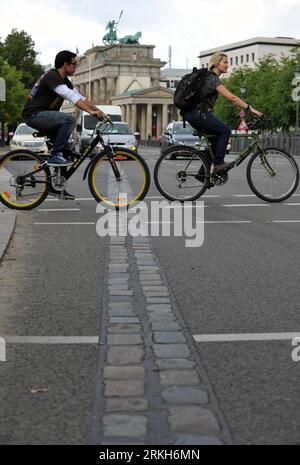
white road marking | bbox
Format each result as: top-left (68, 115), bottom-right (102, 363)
top-left (196, 221), bottom-right (252, 224)
top-left (34, 222), bottom-right (95, 225)
top-left (222, 204), bottom-right (270, 207)
top-left (272, 220), bottom-right (300, 223)
top-left (38, 208), bottom-right (81, 212)
top-left (45, 197), bottom-right (94, 202)
top-left (146, 220), bottom-right (252, 224)
top-left (193, 332), bottom-right (300, 342)
top-left (2, 336), bottom-right (99, 344)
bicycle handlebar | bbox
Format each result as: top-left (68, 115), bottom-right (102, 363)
top-left (247, 115), bottom-right (265, 129)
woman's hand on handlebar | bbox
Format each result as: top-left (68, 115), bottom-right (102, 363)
top-left (249, 106), bottom-right (264, 118)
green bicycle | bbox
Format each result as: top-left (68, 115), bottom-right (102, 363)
top-left (154, 118), bottom-right (299, 203)
top-left (0, 120), bottom-right (150, 210)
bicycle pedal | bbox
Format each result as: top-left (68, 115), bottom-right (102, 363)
top-left (206, 182), bottom-right (215, 189)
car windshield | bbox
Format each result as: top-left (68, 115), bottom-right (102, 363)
top-left (173, 123), bottom-right (195, 135)
top-left (84, 114), bottom-right (123, 130)
top-left (97, 122), bottom-right (134, 135)
top-left (84, 115), bottom-right (98, 130)
top-left (15, 125), bottom-right (36, 135)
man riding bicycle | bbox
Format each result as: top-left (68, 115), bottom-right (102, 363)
top-left (22, 50), bottom-right (108, 199)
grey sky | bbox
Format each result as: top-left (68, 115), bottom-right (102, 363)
top-left (0, 0), bottom-right (299, 68)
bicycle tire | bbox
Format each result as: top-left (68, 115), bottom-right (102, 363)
top-left (246, 147), bottom-right (299, 202)
top-left (154, 145), bottom-right (210, 202)
top-left (88, 148), bottom-right (150, 208)
top-left (0, 150), bottom-right (50, 210)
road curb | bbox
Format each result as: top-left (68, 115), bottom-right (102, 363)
top-left (0, 209), bottom-right (16, 262)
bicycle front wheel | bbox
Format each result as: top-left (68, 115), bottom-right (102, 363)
top-left (88, 148), bottom-right (150, 208)
top-left (154, 146), bottom-right (210, 201)
top-left (247, 147), bottom-right (299, 202)
top-left (0, 150), bottom-right (50, 210)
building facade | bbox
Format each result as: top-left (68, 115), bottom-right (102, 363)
top-left (110, 86), bottom-right (177, 140)
top-left (199, 37), bottom-right (300, 73)
top-left (160, 68), bottom-right (191, 90)
top-left (63, 43), bottom-right (181, 137)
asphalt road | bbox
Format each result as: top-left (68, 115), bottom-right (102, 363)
top-left (0, 164), bottom-right (107, 444)
top-left (0, 146), bottom-right (300, 444)
top-left (144, 147), bottom-right (300, 445)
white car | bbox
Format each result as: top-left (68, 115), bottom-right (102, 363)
top-left (92, 122), bottom-right (138, 155)
top-left (10, 123), bottom-right (49, 154)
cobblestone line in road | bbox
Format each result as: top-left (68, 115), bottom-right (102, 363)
top-left (93, 227), bottom-right (231, 445)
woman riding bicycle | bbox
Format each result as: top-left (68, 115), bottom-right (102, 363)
top-left (184, 51), bottom-right (263, 172)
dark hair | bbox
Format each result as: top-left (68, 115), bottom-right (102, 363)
top-left (55, 50), bottom-right (77, 68)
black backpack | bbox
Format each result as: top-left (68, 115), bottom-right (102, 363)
top-left (174, 67), bottom-right (209, 112)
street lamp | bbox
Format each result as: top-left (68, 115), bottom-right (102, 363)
top-left (294, 69), bottom-right (300, 131)
top-left (240, 84), bottom-right (246, 98)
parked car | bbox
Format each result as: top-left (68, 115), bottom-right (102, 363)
top-left (9, 123), bottom-right (48, 154)
top-left (160, 121), bottom-right (199, 150)
top-left (92, 122), bottom-right (138, 155)
top-left (160, 121), bottom-right (231, 154)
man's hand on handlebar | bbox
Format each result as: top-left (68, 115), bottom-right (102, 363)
top-left (91, 110), bottom-right (112, 123)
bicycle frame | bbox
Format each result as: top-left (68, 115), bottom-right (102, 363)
top-left (200, 130), bottom-right (275, 175)
top-left (18, 124), bottom-right (121, 184)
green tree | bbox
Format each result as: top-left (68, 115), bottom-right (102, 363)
top-left (0, 57), bottom-right (27, 144)
top-left (0, 29), bottom-right (44, 89)
top-left (213, 50), bottom-right (300, 132)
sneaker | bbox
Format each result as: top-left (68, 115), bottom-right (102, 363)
top-left (47, 185), bottom-right (75, 200)
top-left (214, 161), bottom-right (234, 173)
top-left (194, 165), bottom-right (206, 183)
top-left (62, 190), bottom-right (75, 200)
top-left (47, 152), bottom-right (73, 166)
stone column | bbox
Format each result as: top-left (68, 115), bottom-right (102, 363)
top-left (99, 78), bottom-right (106, 104)
top-left (131, 104), bottom-right (137, 132)
top-left (93, 80), bottom-right (100, 103)
top-left (122, 105), bottom-right (127, 122)
top-left (89, 81), bottom-right (94, 101)
top-left (156, 105), bottom-right (162, 137)
top-left (126, 104), bottom-right (131, 125)
top-left (146, 104), bottom-right (152, 139)
top-left (80, 83), bottom-right (86, 97)
top-left (141, 105), bottom-right (147, 140)
top-left (106, 77), bottom-right (115, 104)
top-left (162, 105), bottom-right (168, 133)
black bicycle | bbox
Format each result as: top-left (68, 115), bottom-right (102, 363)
top-left (0, 120), bottom-right (150, 210)
top-left (154, 118), bottom-right (299, 202)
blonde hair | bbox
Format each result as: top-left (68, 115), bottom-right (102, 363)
top-left (208, 52), bottom-right (228, 70)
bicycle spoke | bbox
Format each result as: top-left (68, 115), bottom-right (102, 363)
top-left (247, 148), bottom-right (299, 202)
top-left (0, 151), bottom-right (49, 209)
top-left (154, 147), bottom-right (209, 201)
top-left (89, 150), bottom-right (150, 207)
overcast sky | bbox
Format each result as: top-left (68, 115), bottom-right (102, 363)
top-left (0, 0), bottom-right (299, 68)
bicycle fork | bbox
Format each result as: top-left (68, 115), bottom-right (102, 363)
top-left (107, 146), bottom-right (122, 181)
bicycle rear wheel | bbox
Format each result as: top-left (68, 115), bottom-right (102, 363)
top-left (154, 146), bottom-right (210, 201)
top-left (88, 148), bottom-right (150, 208)
top-left (247, 147), bottom-right (299, 202)
top-left (0, 150), bottom-right (50, 210)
